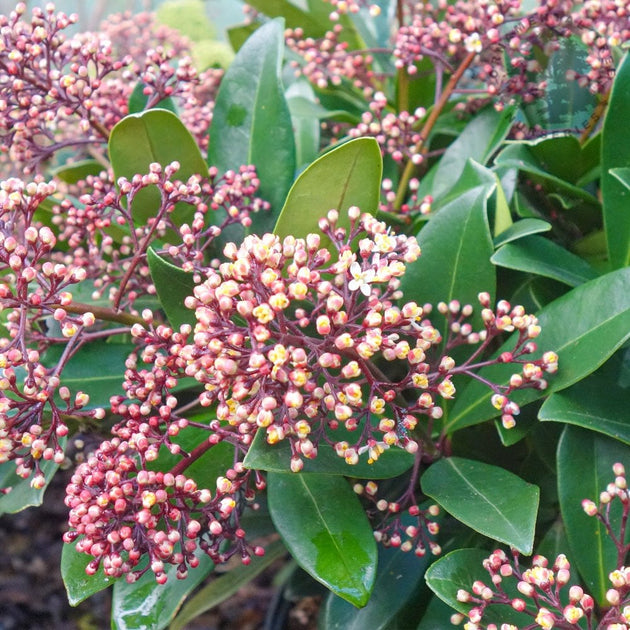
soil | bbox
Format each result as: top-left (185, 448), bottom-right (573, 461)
top-left (0, 467), bottom-right (319, 630)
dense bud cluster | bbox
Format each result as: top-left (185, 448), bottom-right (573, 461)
top-left (457, 464), bottom-right (630, 629)
top-left (0, 3), bottom-right (214, 176)
top-left (64, 440), bottom-right (264, 583)
top-left (285, 25), bottom-right (376, 95)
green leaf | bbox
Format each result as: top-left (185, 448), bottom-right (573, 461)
top-left (491, 235), bottom-right (599, 287)
top-left (539, 357), bottom-right (630, 444)
top-left (243, 421), bottom-right (413, 478)
top-left (493, 218), bottom-right (552, 248)
top-left (603, 53), bottom-right (630, 269)
top-left (539, 37), bottom-right (598, 130)
top-left (109, 109), bottom-right (207, 229)
top-left (53, 159), bottom-right (104, 184)
top-left (127, 82), bottom-right (177, 115)
top-left (169, 539), bottom-right (286, 630)
top-left (557, 425), bottom-right (630, 604)
top-left (401, 161), bottom-right (496, 329)
top-left (0, 440), bottom-right (66, 514)
top-left (273, 137), bottom-right (382, 245)
top-left (611, 167), bottom-right (630, 191)
top-left (321, 530), bottom-right (430, 629)
top-left (267, 471), bottom-right (377, 606)
top-left (243, 0), bottom-right (328, 37)
top-left (416, 594), bottom-right (462, 629)
top-left (448, 266), bottom-right (630, 432)
top-left (418, 106), bottom-right (515, 202)
top-left (147, 247), bottom-right (196, 330)
top-left (495, 140), bottom-right (600, 204)
top-left (42, 341), bottom-right (133, 409)
top-left (62, 541), bottom-right (117, 606)
top-left (111, 551), bottom-right (214, 630)
top-left (208, 18), bottom-right (296, 233)
top-left (425, 548), bottom-right (531, 625)
top-left (286, 80), bottom-right (320, 171)
top-left (421, 457), bottom-right (539, 553)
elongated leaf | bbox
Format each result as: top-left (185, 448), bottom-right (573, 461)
top-left (169, 539), bottom-right (286, 630)
top-left (421, 457), bottom-right (539, 553)
top-left (447, 266), bottom-right (630, 432)
top-left (0, 440), bottom-right (65, 514)
top-left (539, 358), bottom-right (630, 444)
top-left (611, 167), bottom-right (630, 191)
top-left (286, 81), bottom-right (320, 171)
top-left (62, 541), bottom-right (117, 606)
top-left (493, 218), bottom-right (552, 247)
top-left (243, 427), bottom-right (413, 478)
top-left (147, 248), bottom-right (196, 330)
top-left (538, 37), bottom-right (597, 130)
top-left (208, 19), bottom-right (295, 233)
top-left (603, 54), bottom-right (630, 268)
top-left (321, 528), bottom-right (429, 629)
top-left (495, 141), bottom-right (600, 205)
top-left (491, 235), bottom-right (599, 287)
top-left (557, 426), bottom-right (630, 603)
top-left (418, 106), bottom-right (515, 202)
top-left (53, 159), bottom-right (104, 184)
top-left (111, 552), bottom-right (214, 630)
top-left (42, 341), bottom-right (133, 409)
top-left (400, 161), bottom-right (496, 327)
top-left (416, 594), bottom-right (462, 629)
top-left (109, 109), bottom-right (207, 229)
top-left (274, 137), bottom-right (381, 246)
top-left (127, 82), bottom-right (177, 115)
top-left (425, 549), bottom-right (531, 625)
top-left (267, 472), bottom-right (377, 606)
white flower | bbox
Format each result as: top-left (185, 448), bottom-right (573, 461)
top-left (464, 32), bottom-right (483, 54)
top-left (348, 262), bottom-right (375, 296)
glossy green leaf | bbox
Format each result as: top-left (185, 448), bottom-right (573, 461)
top-left (536, 519), bottom-right (572, 562)
top-left (491, 235), bottom-right (599, 287)
top-left (425, 548), bottom-right (531, 625)
top-left (208, 19), bottom-right (295, 233)
top-left (416, 594), bottom-right (461, 629)
top-left (493, 218), bottom-right (552, 247)
top-left (127, 82), bottom-right (177, 115)
top-left (243, 427), bottom-right (413, 478)
top-left (0, 440), bottom-right (66, 514)
top-left (421, 457), bottom-right (539, 553)
top-left (62, 541), bottom-right (117, 606)
top-left (109, 109), bottom-right (207, 228)
top-left (169, 539), bottom-right (285, 630)
top-left (418, 106), bottom-right (515, 202)
top-left (539, 358), bottom-right (630, 444)
top-left (611, 167), bottom-right (630, 191)
top-left (244, 0), bottom-right (328, 36)
top-left (53, 159), bottom-right (104, 184)
top-left (111, 552), bottom-right (214, 630)
top-left (603, 54), bottom-right (630, 268)
top-left (400, 161), bottom-right (496, 327)
top-left (41, 341), bottom-right (133, 409)
top-left (557, 426), bottom-right (630, 603)
top-left (495, 140), bottom-right (600, 205)
top-left (273, 137), bottom-right (382, 244)
top-left (538, 37), bottom-right (597, 130)
top-left (447, 266), bottom-right (630, 432)
top-left (286, 81), bottom-right (320, 171)
top-left (147, 247), bottom-right (196, 330)
top-left (267, 471), bottom-right (377, 606)
top-left (321, 530), bottom-right (429, 629)
top-left (491, 175), bottom-right (512, 237)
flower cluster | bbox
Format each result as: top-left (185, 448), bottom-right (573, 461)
top-left (348, 91), bottom-right (427, 165)
top-left (285, 25), bottom-right (376, 95)
top-left (456, 464), bottom-right (630, 629)
top-left (323, 0), bottom-right (382, 20)
top-left (178, 208), bottom-right (556, 471)
top-left (0, 3), bottom-right (213, 176)
top-left (64, 440), bottom-right (263, 583)
top-left (0, 178), bottom-right (105, 487)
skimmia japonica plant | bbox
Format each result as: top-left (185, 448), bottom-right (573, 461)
top-left (0, 0), bottom-right (629, 627)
